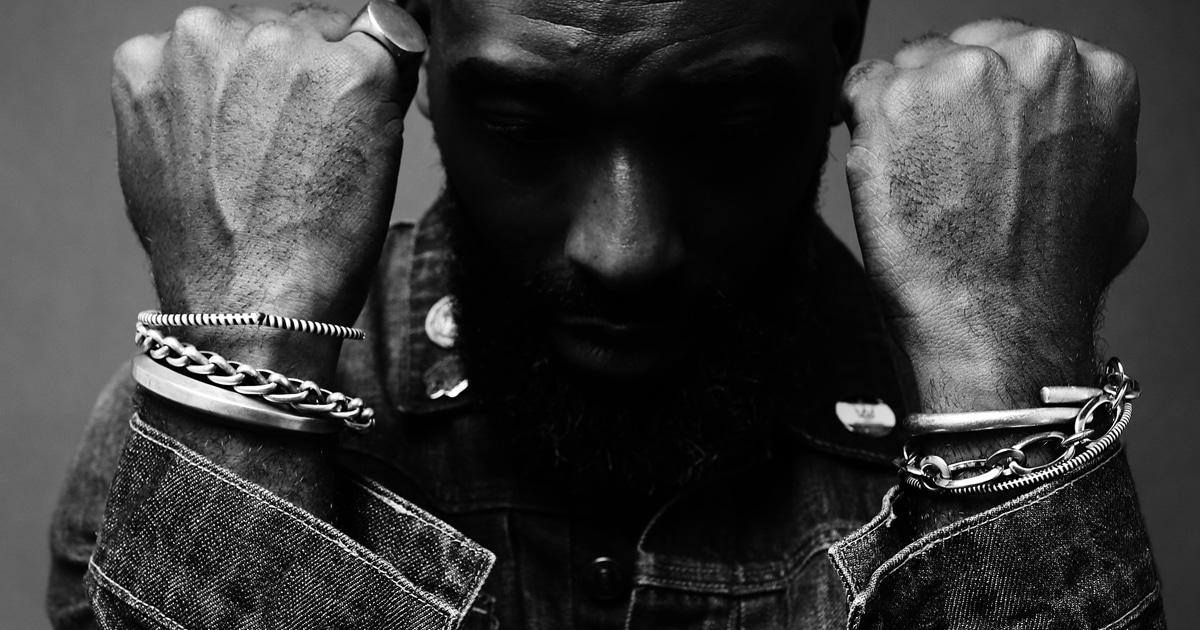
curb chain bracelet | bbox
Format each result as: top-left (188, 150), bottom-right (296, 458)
top-left (897, 357), bottom-right (1139, 495)
top-left (135, 322), bottom-right (375, 431)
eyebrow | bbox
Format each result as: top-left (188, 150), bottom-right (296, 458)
top-left (447, 56), bottom-right (578, 102)
top-left (447, 51), bottom-right (807, 104)
top-left (664, 54), bottom-right (808, 95)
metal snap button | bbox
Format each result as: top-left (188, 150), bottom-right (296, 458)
top-left (835, 399), bottom-right (895, 437)
top-left (425, 295), bottom-right (457, 349)
top-left (586, 557), bottom-right (627, 602)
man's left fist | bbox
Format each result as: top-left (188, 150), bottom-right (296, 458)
top-left (842, 19), bottom-right (1145, 412)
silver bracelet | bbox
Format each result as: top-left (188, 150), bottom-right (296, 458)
top-left (904, 386), bottom-right (1125, 436)
top-left (135, 323), bottom-right (375, 432)
top-left (897, 358), bottom-right (1139, 495)
top-left (132, 355), bottom-right (341, 434)
top-left (138, 310), bottom-right (366, 340)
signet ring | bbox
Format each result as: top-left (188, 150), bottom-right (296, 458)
top-left (345, 0), bottom-right (427, 59)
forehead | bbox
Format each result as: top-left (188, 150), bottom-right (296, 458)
top-left (432, 0), bottom-right (834, 88)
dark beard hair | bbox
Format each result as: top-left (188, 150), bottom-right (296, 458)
top-left (443, 185), bottom-right (825, 497)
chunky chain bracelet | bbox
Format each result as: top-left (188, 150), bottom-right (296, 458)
top-left (897, 358), bottom-right (1139, 495)
top-left (135, 322), bottom-right (374, 431)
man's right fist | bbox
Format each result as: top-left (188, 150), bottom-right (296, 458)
top-left (113, 4), bottom-right (421, 328)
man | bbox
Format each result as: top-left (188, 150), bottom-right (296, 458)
top-left (48, 0), bottom-right (1162, 627)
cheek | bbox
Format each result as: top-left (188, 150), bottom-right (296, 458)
top-left (670, 123), bottom-right (829, 278)
top-left (433, 115), bottom-right (571, 263)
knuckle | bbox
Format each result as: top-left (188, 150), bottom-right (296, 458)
top-left (113, 34), bottom-right (162, 75)
top-left (291, 3), bottom-right (349, 19)
top-left (245, 20), bottom-right (300, 50)
top-left (947, 46), bottom-right (1006, 81)
top-left (949, 18), bottom-right (1026, 43)
top-left (1023, 29), bottom-right (1078, 66)
top-left (172, 6), bottom-right (226, 42)
top-left (844, 59), bottom-right (890, 96)
top-left (1089, 50), bottom-right (1137, 93)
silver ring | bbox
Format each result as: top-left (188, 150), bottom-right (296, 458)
top-left (346, 0), bottom-right (427, 58)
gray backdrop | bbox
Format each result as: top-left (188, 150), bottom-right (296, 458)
top-left (3, 0), bottom-right (1196, 627)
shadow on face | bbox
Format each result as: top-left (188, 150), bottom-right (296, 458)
top-left (415, 0), bottom-right (866, 378)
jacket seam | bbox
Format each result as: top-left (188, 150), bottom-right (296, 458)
top-left (88, 558), bottom-right (190, 630)
top-left (635, 527), bottom-right (851, 596)
top-left (1099, 582), bottom-right (1161, 630)
top-left (827, 486), bottom-right (901, 599)
top-left (129, 418), bottom-right (455, 623)
top-left (354, 475), bottom-right (489, 557)
top-left (850, 447), bottom-right (1120, 616)
top-left (877, 446), bottom-right (1117, 584)
top-left (353, 475), bottom-right (496, 615)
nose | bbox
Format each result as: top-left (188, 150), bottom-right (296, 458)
top-left (564, 144), bottom-right (685, 291)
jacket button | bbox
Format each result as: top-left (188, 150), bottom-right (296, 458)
top-left (586, 557), bottom-right (627, 602)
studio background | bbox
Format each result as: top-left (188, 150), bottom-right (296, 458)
top-left (3, 0), bottom-right (1196, 627)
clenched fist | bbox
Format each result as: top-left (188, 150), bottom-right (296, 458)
top-left (113, 4), bottom-right (422, 371)
top-left (843, 19), bottom-right (1145, 413)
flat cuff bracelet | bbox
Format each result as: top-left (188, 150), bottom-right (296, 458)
top-left (132, 355), bottom-right (341, 434)
top-left (903, 384), bottom-right (1130, 436)
top-left (138, 310), bottom-right (366, 340)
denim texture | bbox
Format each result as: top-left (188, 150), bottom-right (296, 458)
top-left (49, 205), bottom-right (1164, 628)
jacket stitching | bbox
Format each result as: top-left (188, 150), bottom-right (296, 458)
top-left (635, 528), bottom-right (849, 595)
top-left (827, 487), bottom-right (901, 599)
top-left (877, 446), bottom-right (1118, 583)
top-left (129, 418), bottom-right (455, 623)
top-left (1099, 582), bottom-right (1161, 630)
top-left (354, 475), bottom-right (490, 558)
top-left (88, 559), bottom-right (190, 630)
top-left (844, 446), bottom-right (1123, 622)
top-left (353, 476), bottom-right (497, 619)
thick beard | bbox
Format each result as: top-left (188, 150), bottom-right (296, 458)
top-left (443, 184), bottom-right (824, 497)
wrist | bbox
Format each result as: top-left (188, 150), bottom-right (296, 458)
top-left (904, 337), bottom-right (1095, 414)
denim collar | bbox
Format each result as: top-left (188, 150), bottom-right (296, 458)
top-left (386, 201), bottom-right (907, 467)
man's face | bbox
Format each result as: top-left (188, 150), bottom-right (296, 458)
top-left (421, 0), bottom-right (856, 491)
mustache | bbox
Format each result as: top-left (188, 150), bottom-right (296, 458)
top-left (514, 263), bottom-right (732, 326)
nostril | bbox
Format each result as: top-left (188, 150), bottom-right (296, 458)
top-left (565, 221), bottom-right (684, 291)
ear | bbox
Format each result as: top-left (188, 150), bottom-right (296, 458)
top-left (830, 0), bottom-right (869, 125)
top-left (403, 0), bottom-right (432, 120)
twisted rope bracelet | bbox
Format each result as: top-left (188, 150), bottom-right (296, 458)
top-left (138, 310), bottom-right (365, 341)
top-left (135, 323), bottom-right (374, 431)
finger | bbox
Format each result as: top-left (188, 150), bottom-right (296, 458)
top-left (988, 28), bottom-right (1080, 87)
top-left (948, 17), bottom-right (1035, 48)
top-left (840, 58), bottom-right (898, 139)
top-left (112, 31), bottom-right (168, 101)
top-left (289, 2), bottom-right (352, 41)
top-left (1109, 199), bottom-right (1149, 278)
top-left (228, 4), bottom-right (289, 24)
top-left (1076, 38), bottom-right (1138, 102)
top-left (893, 32), bottom-right (959, 69)
top-left (340, 32), bottom-right (422, 101)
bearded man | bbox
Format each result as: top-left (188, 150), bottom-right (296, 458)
top-left (47, 0), bottom-right (1162, 628)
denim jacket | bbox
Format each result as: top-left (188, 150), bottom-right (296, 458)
top-left (48, 206), bottom-right (1164, 629)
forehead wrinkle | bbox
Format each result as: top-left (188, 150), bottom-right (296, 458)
top-left (437, 0), bottom-right (832, 95)
top-left (440, 0), bottom-right (820, 47)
